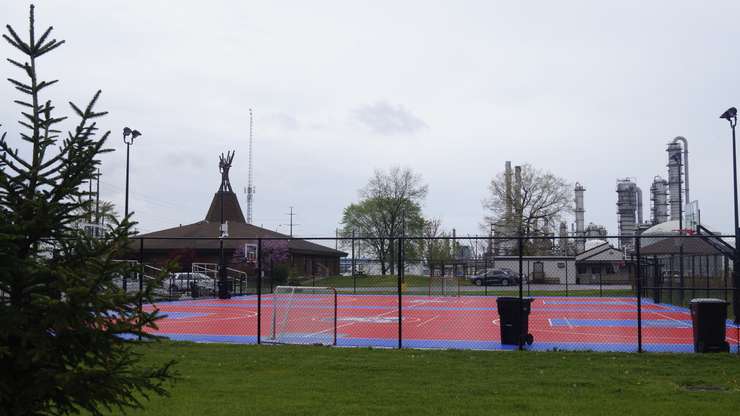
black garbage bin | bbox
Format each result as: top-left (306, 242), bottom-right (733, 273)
top-left (217, 280), bottom-right (232, 299)
top-left (690, 298), bottom-right (729, 353)
top-left (496, 297), bottom-right (534, 346)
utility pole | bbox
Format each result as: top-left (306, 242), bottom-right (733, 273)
top-left (95, 168), bottom-right (100, 225)
top-left (285, 206), bottom-right (299, 237)
top-left (88, 174), bottom-right (93, 223)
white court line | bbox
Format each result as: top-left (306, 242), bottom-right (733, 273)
top-left (652, 311), bottom-right (692, 328)
top-left (306, 321), bottom-right (358, 338)
top-left (564, 317), bottom-right (574, 330)
top-left (305, 305), bottom-right (400, 337)
top-left (416, 315), bottom-right (440, 327)
top-left (410, 298), bottom-right (446, 305)
top-left (168, 313), bottom-right (257, 324)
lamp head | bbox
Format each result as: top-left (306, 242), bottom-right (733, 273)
top-left (720, 107), bottom-right (737, 121)
top-left (123, 127), bottom-right (142, 144)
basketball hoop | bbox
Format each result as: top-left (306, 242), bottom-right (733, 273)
top-left (243, 243), bottom-right (258, 264)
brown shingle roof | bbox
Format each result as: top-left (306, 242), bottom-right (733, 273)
top-left (131, 177), bottom-right (345, 257)
top-left (205, 191), bottom-right (246, 223)
top-left (135, 220), bottom-right (346, 257)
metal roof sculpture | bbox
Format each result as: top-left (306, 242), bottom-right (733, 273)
top-left (219, 150), bottom-right (235, 193)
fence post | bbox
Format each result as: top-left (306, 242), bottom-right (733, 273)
top-left (565, 258), bottom-right (569, 297)
top-left (706, 256), bottom-right (711, 298)
top-left (725, 256), bottom-right (730, 303)
top-left (518, 236), bottom-right (524, 351)
top-left (138, 238), bottom-right (144, 341)
top-left (398, 236), bottom-right (403, 349)
top-left (352, 230), bottom-right (356, 295)
top-left (653, 255), bottom-right (661, 304)
top-left (257, 238), bottom-right (262, 345)
top-left (636, 236), bottom-right (642, 353)
top-left (691, 256), bottom-right (696, 300)
top-left (679, 244), bottom-right (685, 306)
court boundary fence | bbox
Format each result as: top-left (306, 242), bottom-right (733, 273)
top-left (123, 233), bottom-right (740, 353)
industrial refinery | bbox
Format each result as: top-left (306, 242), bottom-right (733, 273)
top-left (613, 136), bottom-right (694, 253)
top-left (492, 136), bottom-right (697, 256)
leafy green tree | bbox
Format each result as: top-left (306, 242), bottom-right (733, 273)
top-left (0, 6), bottom-right (174, 415)
top-left (341, 167), bottom-right (426, 275)
top-left (418, 218), bottom-right (454, 269)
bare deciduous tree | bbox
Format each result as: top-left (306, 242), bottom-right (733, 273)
top-left (483, 163), bottom-right (572, 253)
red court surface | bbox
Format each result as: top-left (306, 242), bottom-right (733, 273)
top-left (144, 295), bottom-right (740, 353)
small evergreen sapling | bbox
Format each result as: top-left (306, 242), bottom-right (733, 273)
top-left (0, 6), bottom-right (174, 415)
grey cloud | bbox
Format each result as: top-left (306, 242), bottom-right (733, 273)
top-left (354, 101), bottom-right (426, 135)
top-left (165, 152), bottom-right (207, 169)
top-left (268, 113), bottom-right (300, 130)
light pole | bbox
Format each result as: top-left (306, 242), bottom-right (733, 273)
top-left (218, 186), bottom-right (230, 299)
top-left (720, 107), bottom-right (739, 324)
top-left (122, 127), bottom-right (142, 219)
top-left (122, 127), bottom-right (141, 295)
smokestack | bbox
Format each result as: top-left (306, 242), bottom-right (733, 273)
top-left (559, 221), bottom-right (567, 255)
top-left (505, 161), bottom-right (513, 226)
top-left (574, 182), bottom-right (585, 253)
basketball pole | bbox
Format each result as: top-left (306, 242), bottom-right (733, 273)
top-left (720, 107), bottom-right (739, 325)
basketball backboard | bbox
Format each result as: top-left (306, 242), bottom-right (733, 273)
top-left (684, 200), bottom-right (700, 230)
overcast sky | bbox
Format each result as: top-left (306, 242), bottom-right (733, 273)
top-left (3, 1), bottom-right (740, 239)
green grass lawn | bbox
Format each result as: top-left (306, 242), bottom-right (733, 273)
top-left (106, 342), bottom-right (740, 416)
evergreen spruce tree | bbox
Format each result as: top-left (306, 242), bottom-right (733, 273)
top-left (0, 6), bottom-right (174, 415)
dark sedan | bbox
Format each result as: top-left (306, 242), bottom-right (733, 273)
top-left (469, 269), bottom-right (519, 286)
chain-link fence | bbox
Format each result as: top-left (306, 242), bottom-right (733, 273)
top-left (122, 233), bottom-right (740, 353)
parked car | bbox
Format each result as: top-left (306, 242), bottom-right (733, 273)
top-left (112, 272), bottom-right (141, 293)
top-left (469, 269), bottom-right (519, 286)
top-left (168, 272), bottom-right (215, 294)
top-left (340, 268), bottom-right (367, 277)
top-left (113, 272), bottom-right (172, 298)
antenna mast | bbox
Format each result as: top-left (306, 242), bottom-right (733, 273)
top-left (246, 109), bottom-right (255, 224)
